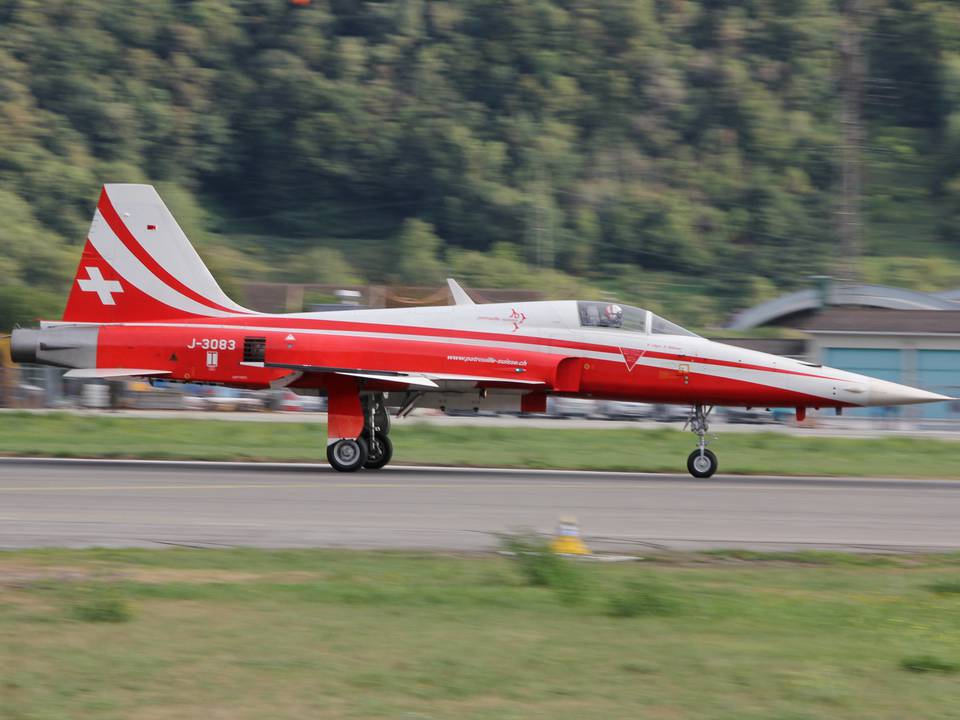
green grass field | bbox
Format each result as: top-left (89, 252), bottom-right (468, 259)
top-left (2, 548), bottom-right (960, 719)
top-left (0, 412), bottom-right (958, 478)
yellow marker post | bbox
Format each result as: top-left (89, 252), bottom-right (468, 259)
top-left (551, 515), bottom-right (590, 555)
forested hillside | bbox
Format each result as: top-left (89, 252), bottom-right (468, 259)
top-left (2, 0), bottom-right (960, 328)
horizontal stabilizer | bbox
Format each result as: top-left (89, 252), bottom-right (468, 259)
top-left (63, 368), bottom-right (172, 379)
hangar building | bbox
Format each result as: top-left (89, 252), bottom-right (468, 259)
top-left (724, 284), bottom-right (960, 419)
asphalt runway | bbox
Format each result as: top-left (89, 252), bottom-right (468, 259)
top-left (1, 458), bottom-right (959, 552)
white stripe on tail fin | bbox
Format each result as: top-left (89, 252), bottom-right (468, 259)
top-left (62, 185), bottom-right (254, 322)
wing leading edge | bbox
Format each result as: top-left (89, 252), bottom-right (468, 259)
top-left (255, 361), bottom-right (546, 389)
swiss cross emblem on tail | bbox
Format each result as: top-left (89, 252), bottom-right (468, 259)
top-left (77, 266), bottom-right (123, 305)
top-left (620, 346), bottom-right (645, 372)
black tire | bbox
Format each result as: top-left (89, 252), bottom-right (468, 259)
top-left (373, 404), bottom-right (391, 436)
top-left (686, 449), bottom-right (718, 478)
top-left (364, 433), bottom-right (393, 470)
top-left (327, 437), bottom-right (369, 472)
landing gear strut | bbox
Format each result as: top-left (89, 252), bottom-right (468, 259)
top-left (685, 404), bottom-right (718, 478)
top-left (362, 394), bottom-right (393, 470)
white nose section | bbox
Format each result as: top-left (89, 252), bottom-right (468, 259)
top-left (866, 378), bottom-right (952, 406)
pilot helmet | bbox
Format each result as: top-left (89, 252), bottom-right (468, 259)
top-left (603, 303), bottom-right (623, 325)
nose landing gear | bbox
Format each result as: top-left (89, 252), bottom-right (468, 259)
top-left (685, 404), bottom-right (718, 478)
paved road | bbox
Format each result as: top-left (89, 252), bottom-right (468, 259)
top-left (1, 458), bottom-right (959, 552)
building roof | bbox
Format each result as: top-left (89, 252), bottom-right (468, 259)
top-left (708, 337), bottom-right (807, 357)
top-left (797, 308), bottom-right (960, 334)
top-left (726, 284), bottom-right (960, 330)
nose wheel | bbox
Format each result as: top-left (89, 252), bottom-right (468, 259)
top-left (687, 448), bottom-right (718, 478)
top-left (685, 404), bottom-right (718, 478)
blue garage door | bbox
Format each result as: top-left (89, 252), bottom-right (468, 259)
top-left (823, 348), bottom-right (902, 417)
top-left (917, 351), bottom-right (960, 420)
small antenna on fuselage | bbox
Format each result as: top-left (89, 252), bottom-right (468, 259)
top-left (446, 278), bottom-right (475, 306)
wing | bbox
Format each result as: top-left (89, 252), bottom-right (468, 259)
top-left (252, 361), bottom-right (546, 390)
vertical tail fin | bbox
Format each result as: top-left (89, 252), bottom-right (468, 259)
top-left (62, 184), bottom-right (253, 322)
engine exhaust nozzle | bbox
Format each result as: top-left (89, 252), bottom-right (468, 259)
top-left (10, 328), bottom-right (39, 364)
top-left (9, 326), bottom-right (99, 368)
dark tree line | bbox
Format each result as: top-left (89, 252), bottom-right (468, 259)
top-left (1, 0), bottom-right (960, 328)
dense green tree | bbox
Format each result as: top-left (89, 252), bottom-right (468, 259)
top-left (1, 0), bottom-right (959, 329)
top-left (391, 218), bottom-right (446, 286)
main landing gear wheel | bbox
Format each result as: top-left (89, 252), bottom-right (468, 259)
top-left (327, 437), bottom-right (369, 472)
top-left (364, 433), bottom-right (393, 470)
top-left (684, 404), bottom-right (718, 478)
top-left (687, 449), bottom-right (718, 478)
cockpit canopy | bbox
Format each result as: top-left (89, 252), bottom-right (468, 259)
top-left (577, 301), bottom-right (698, 337)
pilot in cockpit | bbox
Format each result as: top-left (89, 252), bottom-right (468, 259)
top-left (601, 303), bottom-right (623, 328)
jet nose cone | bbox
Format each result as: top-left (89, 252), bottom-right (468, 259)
top-left (867, 378), bottom-right (953, 406)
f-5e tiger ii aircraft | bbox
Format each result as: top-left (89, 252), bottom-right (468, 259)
top-left (11, 185), bottom-right (951, 476)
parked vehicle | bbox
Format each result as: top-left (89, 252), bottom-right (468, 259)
top-left (720, 407), bottom-right (770, 424)
top-left (547, 397), bottom-right (598, 418)
top-left (652, 404), bottom-right (689, 422)
top-left (597, 401), bottom-right (655, 420)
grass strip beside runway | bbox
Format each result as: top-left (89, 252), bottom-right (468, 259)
top-left (0, 411), bottom-right (958, 477)
top-left (2, 548), bottom-right (960, 720)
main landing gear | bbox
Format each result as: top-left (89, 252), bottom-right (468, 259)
top-left (362, 395), bottom-right (393, 470)
top-left (685, 404), bottom-right (718, 478)
top-left (325, 393), bottom-right (393, 472)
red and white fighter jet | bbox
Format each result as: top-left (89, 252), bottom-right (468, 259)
top-left (12, 185), bottom-right (951, 476)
